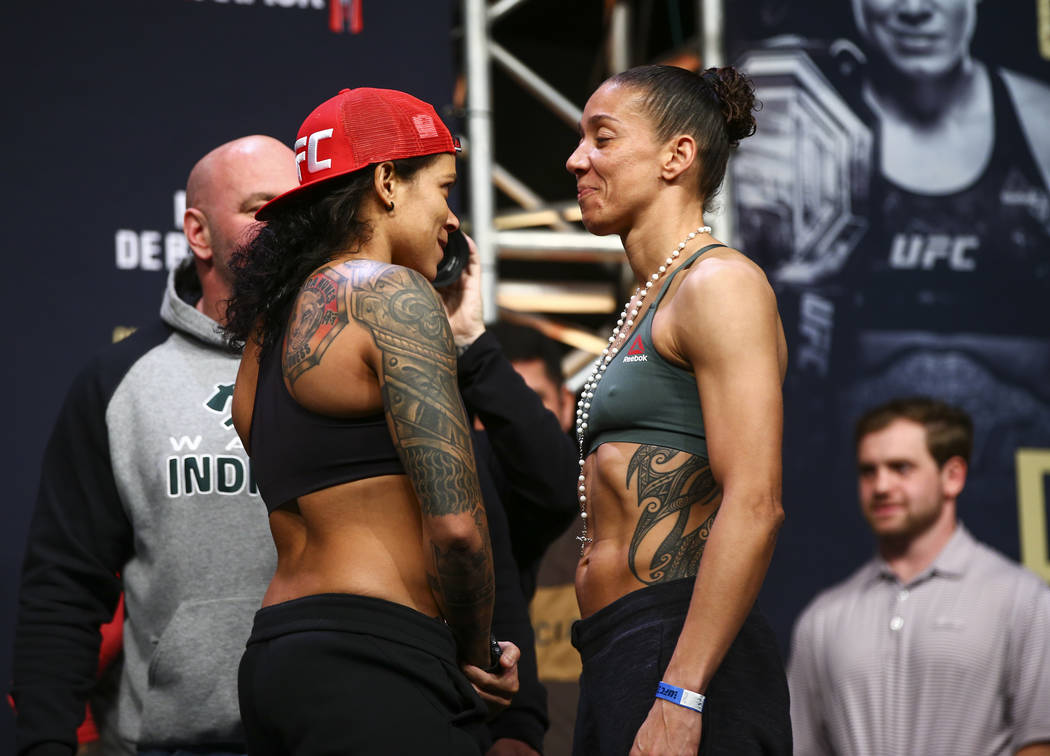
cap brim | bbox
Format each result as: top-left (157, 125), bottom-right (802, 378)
top-left (255, 180), bottom-right (323, 221)
top-left (257, 143), bottom-right (461, 222)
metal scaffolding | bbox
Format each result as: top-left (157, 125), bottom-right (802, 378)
top-left (460, 0), bottom-right (724, 373)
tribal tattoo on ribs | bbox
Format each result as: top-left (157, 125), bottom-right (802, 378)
top-left (627, 445), bottom-right (720, 584)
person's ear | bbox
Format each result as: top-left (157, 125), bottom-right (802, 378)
top-left (373, 161), bottom-right (398, 212)
top-left (940, 456), bottom-right (967, 499)
top-left (660, 134), bottom-right (697, 181)
top-left (183, 208), bottom-right (212, 261)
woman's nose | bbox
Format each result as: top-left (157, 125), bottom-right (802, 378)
top-left (566, 143), bottom-right (587, 175)
top-left (445, 209), bottom-right (460, 231)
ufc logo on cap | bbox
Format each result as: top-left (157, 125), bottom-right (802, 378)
top-left (294, 129), bottom-right (334, 182)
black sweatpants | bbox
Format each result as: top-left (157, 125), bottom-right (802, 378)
top-left (238, 593), bottom-right (488, 755)
top-left (571, 578), bottom-right (791, 756)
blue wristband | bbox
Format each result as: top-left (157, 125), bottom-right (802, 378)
top-left (655, 681), bottom-right (705, 713)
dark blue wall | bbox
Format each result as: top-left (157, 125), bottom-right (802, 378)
top-left (3, 1), bottom-right (455, 748)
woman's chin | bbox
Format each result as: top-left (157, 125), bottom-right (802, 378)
top-left (581, 215), bottom-right (618, 237)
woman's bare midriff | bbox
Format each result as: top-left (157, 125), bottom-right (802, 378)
top-left (575, 441), bottom-right (722, 619)
top-left (262, 473), bottom-right (442, 619)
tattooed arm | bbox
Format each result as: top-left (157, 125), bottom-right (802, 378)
top-left (345, 261), bottom-right (495, 667)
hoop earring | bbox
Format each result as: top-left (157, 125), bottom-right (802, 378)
top-left (387, 201), bottom-right (395, 212)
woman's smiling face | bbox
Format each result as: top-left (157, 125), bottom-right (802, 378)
top-left (853, 0), bottom-right (977, 79)
top-left (566, 81), bottom-right (669, 237)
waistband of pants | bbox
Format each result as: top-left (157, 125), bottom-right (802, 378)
top-left (572, 577), bottom-right (696, 656)
top-left (247, 592), bottom-right (456, 661)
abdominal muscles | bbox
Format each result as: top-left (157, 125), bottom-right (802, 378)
top-left (576, 443), bottom-right (721, 617)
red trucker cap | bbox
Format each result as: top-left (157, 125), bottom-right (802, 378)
top-left (256, 87), bottom-right (459, 220)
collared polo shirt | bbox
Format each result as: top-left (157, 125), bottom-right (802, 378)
top-left (788, 525), bottom-right (1050, 756)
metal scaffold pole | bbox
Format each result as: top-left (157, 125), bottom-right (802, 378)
top-left (700, 0), bottom-right (734, 245)
top-left (460, 0), bottom-right (722, 358)
top-left (464, 0), bottom-right (498, 322)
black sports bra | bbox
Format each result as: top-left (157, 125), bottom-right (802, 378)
top-left (248, 343), bottom-right (405, 512)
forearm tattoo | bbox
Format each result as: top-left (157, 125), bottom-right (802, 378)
top-left (350, 262), bottom-right (492, 652)
top-left (427, 511), bottom-right (495, 613)
top-left (282, 262), bottom-right (492, 648)
top-left (627, 445), bottom-right (720, 584)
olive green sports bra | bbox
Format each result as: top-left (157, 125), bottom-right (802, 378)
top-left (583, 244), bottom-right (724, 458)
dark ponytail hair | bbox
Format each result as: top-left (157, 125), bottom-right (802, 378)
top-left (223, 154), bottom-right (439, 355)
top-left (606, 64), bottom-right (758, 207)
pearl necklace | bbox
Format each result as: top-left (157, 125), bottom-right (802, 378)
top-left (574, 225), bottom-right (711, 553)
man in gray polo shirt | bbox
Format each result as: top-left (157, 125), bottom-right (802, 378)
top-left (788, 397), bottom-right (1050, 756)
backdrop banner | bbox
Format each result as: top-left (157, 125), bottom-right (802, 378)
top-left (727, 0), bottom-right (1050, 652)
top-left (3, 0), bottom-right (454, 745)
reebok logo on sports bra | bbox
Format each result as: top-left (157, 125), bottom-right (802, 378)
top-left (624, 335), bottom-right (648, 363)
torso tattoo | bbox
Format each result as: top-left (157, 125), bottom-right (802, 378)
top-left (626, 444), bottom-right (720, 584)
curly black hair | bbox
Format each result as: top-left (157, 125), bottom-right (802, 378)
top-left (222, 154), bottom-right (440, 355)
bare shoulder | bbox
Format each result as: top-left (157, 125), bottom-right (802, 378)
top-left (280, 259), bottom-right (454, 415)
top-left (1001, 68), bottom-right (1050, 182)
top-left (1001, 67), bottom-right (1050, 122)
top-left (340, 260), bottom-right (454, 353)
top-left (282, 259), bottom-right (448, 379)
top-left (673, 246), bottom-right (777, 318)
top-left (282, 262), bottom-right (358, 386)
top-left (337, 257), bottom-right (436, 295)
top-left (660, 246), bottom-right (784, 370)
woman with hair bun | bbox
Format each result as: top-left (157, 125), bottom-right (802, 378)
top-left (566, 65), bottom-right (791, 754)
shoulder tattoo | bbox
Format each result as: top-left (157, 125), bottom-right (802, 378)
top-left (283, 267), bottom-right (349, 384)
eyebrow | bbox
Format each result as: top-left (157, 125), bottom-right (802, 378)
top-left (240, 192), bottom-right (277, 208)
top-left (858, 457), bottom-right (914, 469)
top-left (577, 113), bottom-right (622, 133)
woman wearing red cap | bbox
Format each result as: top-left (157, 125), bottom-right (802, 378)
top-left (566, 65), bottom-right (791, 754)
top-left (224, 88), bottom-right (509, 755)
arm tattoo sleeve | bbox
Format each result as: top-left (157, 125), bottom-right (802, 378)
top-left (348, 261), bottom-right (493, 660)
top-left (348, 263), bottom-right (482, 515)
top-left (627, 445), bottom-right (720, 584)
top-left (427, 509), bottom-right (495, 617)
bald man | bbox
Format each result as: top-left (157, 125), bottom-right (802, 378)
top-left (12, 136), bottom-right (297, 756)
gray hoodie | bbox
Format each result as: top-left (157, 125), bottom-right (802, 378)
top-left (14, 259), bottom-right (275, 754)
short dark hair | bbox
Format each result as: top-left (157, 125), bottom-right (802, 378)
top-left (487, 321), bottom-right (564, 387)
top-left (606, 64), bottom-right (758, 209)
top-left (854, 397), bottom-right (973, 467)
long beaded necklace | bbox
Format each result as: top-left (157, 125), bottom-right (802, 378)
top-left (574, 225), bottom-right (712, 553)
